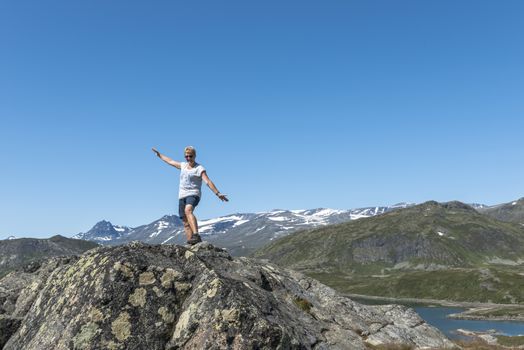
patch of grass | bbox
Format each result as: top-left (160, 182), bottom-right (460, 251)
top-left (307, 267), bottom-right (524, 304)
top-left (495, 335), bottom-right (524, 347)
top-left (454, 339), bottom-right (507, 350)
top-left (464, 306), bottom-right (524, 318)
top-left (293, 296), bottom-right (313, 314)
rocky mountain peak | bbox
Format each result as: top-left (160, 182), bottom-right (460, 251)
top-left (441, 200), bottom-right (476, 211)
top-left (415, 200), bottom-right (475, 213)
top-left (1, 242), bottom-right (454, 349)
top-left (48, 234), bottom-right (69, 241)
top-left (91, 220), bottom-right (115, 232)
top-left (418, 200), bottom-right (440, 208)
top-left (73, 220), bottom-right (132, 243)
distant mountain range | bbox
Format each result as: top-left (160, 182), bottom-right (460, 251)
top-left (73, 203), bottom-right (413, 256)
top-left (72, 199), bottom-right (524, 257)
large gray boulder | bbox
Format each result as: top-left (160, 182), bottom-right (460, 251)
top-left (1, 242), bottom-right (455, 349)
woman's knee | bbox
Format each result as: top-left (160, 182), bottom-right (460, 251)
top-left (184, 206), bottom-right (194, 217)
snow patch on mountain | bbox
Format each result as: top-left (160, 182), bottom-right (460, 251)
top-left (268, 217), bottom-right (287, 222)
top-left (149, 220), bottom-right (171, 238)
top-left (162, 236), bottom-right (175, 244)
top-left (232, 219), bottom-right (249, 227)
top-left (199, 215), bottom-right (244, 227)
top-left (96, 236), bottom-right (116, 241)
top-left (198, 216), bottom-right (241, 233)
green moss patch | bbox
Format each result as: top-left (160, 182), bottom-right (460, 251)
top-left (293, 297), bottom-right (313, 314)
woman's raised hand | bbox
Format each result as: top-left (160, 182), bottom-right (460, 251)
top-left (218, 193), bottom-right (229, 202)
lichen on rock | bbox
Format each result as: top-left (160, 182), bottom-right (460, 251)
top-left (205, 278), bottom-right (221, 298)
top-left (113, 261), bottom-right (134, 279)
top-left (174, 282), bottom-right (192, 293)
top-left (72, 322), bottom-right (100, 350)
top-left (160, 268), bottom-right (181, 289)
top-left (87, 307), bottom-right (104, 323)
top-left (158, 306), bottom-right (175, 323)
top-left (221, 308), bottom-right (240, 324)
top-left (139, 272), bottom-right (156, 286)
top-left (111, 311), bottom-right (131, 342)
top-left (128, 287), bottom-right (147, 307)
top-left (172, 302), bottom-right (198, 340)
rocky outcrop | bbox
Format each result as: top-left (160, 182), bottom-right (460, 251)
top-left (1, 242), bottom-right (454, 349)
top-left (0, 256), bottom-right (76, 348)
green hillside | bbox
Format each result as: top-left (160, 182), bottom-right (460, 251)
top-left (254, 201), bottom-right (524, 303)
top-left (0, 235), bottom-right (98, 278)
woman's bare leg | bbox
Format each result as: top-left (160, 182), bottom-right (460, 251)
top-left (184, 205), bottom-right (199, 236)
top-left (182, 217), bottom-right (193, 241)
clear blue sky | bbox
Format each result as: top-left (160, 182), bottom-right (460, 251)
top-left (1, 0), bottom-right (523, 238)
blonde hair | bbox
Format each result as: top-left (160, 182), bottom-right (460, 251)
top-left (184, 146), bottom-right (196, 156)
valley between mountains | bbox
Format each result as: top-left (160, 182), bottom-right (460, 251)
top-left (254, 199), bottom-right (524, 322)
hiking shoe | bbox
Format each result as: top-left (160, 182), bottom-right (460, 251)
top-left (187, 233), bottom-right (202, 245)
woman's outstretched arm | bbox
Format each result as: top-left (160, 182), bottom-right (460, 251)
top-left (202, 171), bottom-right (229, 202)
top-left (152, 148), bottom-right (181, 169)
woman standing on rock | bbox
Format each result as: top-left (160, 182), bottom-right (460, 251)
top-left (152, 146), bottom-right (228, 245)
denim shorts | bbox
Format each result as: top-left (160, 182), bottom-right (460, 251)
top-left (179, 196), bottom-right (200, 219)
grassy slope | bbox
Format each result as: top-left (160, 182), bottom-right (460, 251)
top-left (254, 201), bottom-right (524, 303)
top-left (308, 266), bottom-right (524, 303)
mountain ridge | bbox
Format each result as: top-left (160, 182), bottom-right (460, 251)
top-left (73, 204), bottom-right (414, 256)
top-left (479, 197), bottom-right (524, 225)
top-left (0, 235), bottom-right (98, 278)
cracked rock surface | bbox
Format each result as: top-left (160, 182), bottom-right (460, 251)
top-left (1, 242), bottom-right (454, 349)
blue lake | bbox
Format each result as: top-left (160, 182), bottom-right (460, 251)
top-left (413, 306), bottom-right (524, 339)
top-left (353, 298), bottom-right (524, 339)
